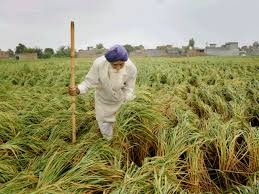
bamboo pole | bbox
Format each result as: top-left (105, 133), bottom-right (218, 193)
top-left (70, 21), bottom-right (76, 143)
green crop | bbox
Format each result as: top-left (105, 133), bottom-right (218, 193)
top-left (0, 56), bottom-right (258, 193)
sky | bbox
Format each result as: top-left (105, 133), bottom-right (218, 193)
top-left (1, 0), bottom-right (258, 51)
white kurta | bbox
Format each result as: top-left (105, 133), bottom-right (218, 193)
top-left (78, 56), bottom-right (137, 123)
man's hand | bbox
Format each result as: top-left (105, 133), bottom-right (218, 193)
top-left (68, 85), bottom-right (80, 96)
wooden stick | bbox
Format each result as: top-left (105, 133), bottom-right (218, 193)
top-left (70, 21), bottom-right (76, 144)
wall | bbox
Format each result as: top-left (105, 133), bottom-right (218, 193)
top-left (205, 47), bottom-right (239, 56)
top-left (248, 48), bottom-right (259, 56)
top-left (0, 51), bottom-right (9, 59)
top-left (17, 53), bottom-right (38, 60)
top-left (77, 49), bottom-right (106, 58)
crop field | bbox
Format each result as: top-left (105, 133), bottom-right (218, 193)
top-left (0, 56), bottom-right (258, 193)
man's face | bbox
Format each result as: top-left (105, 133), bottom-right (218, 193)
top-left (111, 61), bottom-right (125, 71)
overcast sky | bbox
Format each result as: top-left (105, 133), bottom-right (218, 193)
top-left (1, 0), bottom-right (258, 51)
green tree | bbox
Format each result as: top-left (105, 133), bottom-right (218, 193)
top-left (55, 46), bottom-right (71, 57)
top-left (156, 45), bottom-right (172, 50)
top-left (241, 46), bottom-right (248, 51)
top-left (96, 43), bottom-right (104, 49)
top-left (252, 41), bottom-right (259, 48)
top-left (134, 45), bottom-right (145, 50)
top-left (188, 38), bottom-right (195, 49)
top-left (15, 43), bottom-right (27, 54)
top-left (44, 48), bottom-right (54, 58)
top-left (123, 44), bottom-right (134, 53)
top-left (34, 48), bottom-right (44, 58)
top-left (156, 45), bottom-right (167, 50)
top-left (7, 49), bottom-right (14, 57)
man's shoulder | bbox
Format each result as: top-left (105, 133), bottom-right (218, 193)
top-left (94, 55), bottom-right (106, 65)
top-left (125, 58), bottom-right (137, 75)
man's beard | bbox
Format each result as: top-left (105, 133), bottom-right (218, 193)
top-left (109, 68), bottom-right (124, 90)
top-left (110, 68), bottom-right (121, 73)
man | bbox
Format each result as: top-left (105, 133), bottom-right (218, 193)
top-left (68, 45), bottom-right (137, 140)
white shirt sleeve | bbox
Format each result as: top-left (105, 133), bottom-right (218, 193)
top-left (78, 59), bottom-right (100, 94)
top-left (123, 63), bottom-right (137, 102)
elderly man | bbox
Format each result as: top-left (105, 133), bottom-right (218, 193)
top-left (69, 45), bottom-right (137, 140)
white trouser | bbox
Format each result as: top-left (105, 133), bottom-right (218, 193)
top-left (97, 121), bottom-right (114, 141)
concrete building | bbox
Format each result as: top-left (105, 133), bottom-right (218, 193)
top-left (132, 48), bottom-right (183, 57)
top-left (16, 53), bottom-right (38, 60)
top-left (0, 50), bottom-right (9, 59)
top-left (247, 48), bottom-right (259, 56)
top-left (224, 42), bottom-right (238, 49)
top-left (144, 49), bottom-right (168, 57)
top-left (77, 49), bottom-right (106, 58)
top-left (166, 48), bottom-right (182, 56)
top-left (205, 42), bottom-right (239, 56)
top-left (209, 44), bottom-right (217, 48)
top-left (187, 48), bottom-right (206, 56)
top-left (131, 49), bottom-right (169, 57)
top-left (131, 50), bottom-right (146, 56)
top-left (131, 47), bottom-right (205, 57)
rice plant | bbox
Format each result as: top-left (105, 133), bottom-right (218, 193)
top-left (0, 56), bottom-right (258, 193)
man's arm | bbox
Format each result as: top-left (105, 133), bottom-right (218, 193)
top-left (123, 64), bottom-right (137, 102)
top-left (77, 58), bottom-right (100, 94)
top-left (68, 58), bottom-right (101, 96)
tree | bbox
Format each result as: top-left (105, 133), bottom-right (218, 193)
top-left (252, 41), bottom-right (259, 48)
top-left (34, 48), bottom-right (44, 58)
top-left (241, 46), bottom-right (248, 51)
top-left (15, 43), bottom-right (27, 54)
top-left (24, 47), bottom-right (43, 57)
top-left (55, 46), bottom-right (71, 57)
top-left (7, 49), bottom-right (14, 57)
top-left (156, 45), bottom-right (166, 50)
top-left (123, 44), bottom-right (134, 53)
top-left (188, 38), bottom-right (195, 49)
top-left (134, 45), bottom-right (145, 50)
top-left (96, 43), bottom-right (104, 49)
top-left (44, 48), bottom-right (54, 58)
top-left (156, 45), bottom-right (173, 50)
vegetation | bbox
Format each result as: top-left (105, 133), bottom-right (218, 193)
top-left (188, 38), bottom-right (195, 49)
top-left (96, 44), bottom-right (104, 49)
top-left (54, 46), bottom-right (71, 58)
top-left (0, 56), bottom-right (258, 193)
top-left (124, 44), bottom-right (145, 53)
top-left (15, 43), bottom-right (55, 59)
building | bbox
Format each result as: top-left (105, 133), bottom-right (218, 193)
top-left (131, 47), bottom-right (205, 57)
top-left (247, 48), bottom-right (259, 56)
top-left (209, 44), bottom-right (217, 48)
top-left (224, 42), bottom-right (238, 49)
top-left (132, 48), bottom-right (183, 57)
top-left (131, 49), bottom-right (167, 57)
top-left (187, 48), bottom-right (206, 56)
top-left (131, 50), bottom-right (146, 56)
top-left (77, 49), bottom-right (106, 58)
top-left (144, 49), bottom-right (168, 57)
top-left (205, 42), bottom-right (239, 56)
top-left (16, 53), bottom-right (38, 60)
top-left (166, 48), bottom-right (182, 56)
top-left (0, 50), bottom-right (9, 59)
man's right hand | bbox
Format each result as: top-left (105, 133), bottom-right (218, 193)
top-left (68, 85), bottom-right (80, 96)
